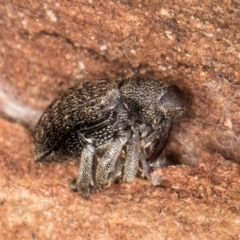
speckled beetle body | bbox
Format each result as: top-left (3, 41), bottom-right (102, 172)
top-left (34, 78), bottom-right (185, 199)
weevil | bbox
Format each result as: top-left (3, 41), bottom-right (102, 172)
top-left (34, 78), bottom-right (185, 198)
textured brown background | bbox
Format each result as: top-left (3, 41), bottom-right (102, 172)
top-left (0, 0), bottom-right (240, 239)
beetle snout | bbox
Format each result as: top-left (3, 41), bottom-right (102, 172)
top-left (159, 86), bottom-right (186, 119)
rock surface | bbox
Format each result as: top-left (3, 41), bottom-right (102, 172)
top-left (0, 119), bottom-right (240, 239)
top-left (0, 0), bottom-right (240, 238)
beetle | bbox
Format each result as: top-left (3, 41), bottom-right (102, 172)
top-left (34, 78), bottom-right (185, 199)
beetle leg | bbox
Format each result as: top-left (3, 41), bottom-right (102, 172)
top-left (76, 144), bottom-right (95, 199)
top-left (123, 127), bottom-right (141, 183)
top-left (147, 118), bottom-right (172, 163)
top-left (149, 150), bottom-right (167, 170)
top-left (140, 153), bottom-right (162, 186)
top-left (111, 155), bottom-right (125, 183)
top-left (95, 131), bottom-right (130, 186)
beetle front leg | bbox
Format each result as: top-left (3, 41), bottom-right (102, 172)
top-left (147, 118), bottom-right (172, 164)
top-left (123, 127), bottom-right (141, 183)
top-left (139, 154), bottom-right (162, 186)
top-left (149, 150), bottom-right (167, 171)
top-left (76, 144), bottom-right (95, 199)
top-left (95, 131), bottom-right (130, 187)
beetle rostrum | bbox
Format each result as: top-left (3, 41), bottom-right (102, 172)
top-left (34, 78), bottom-right (185, 199)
